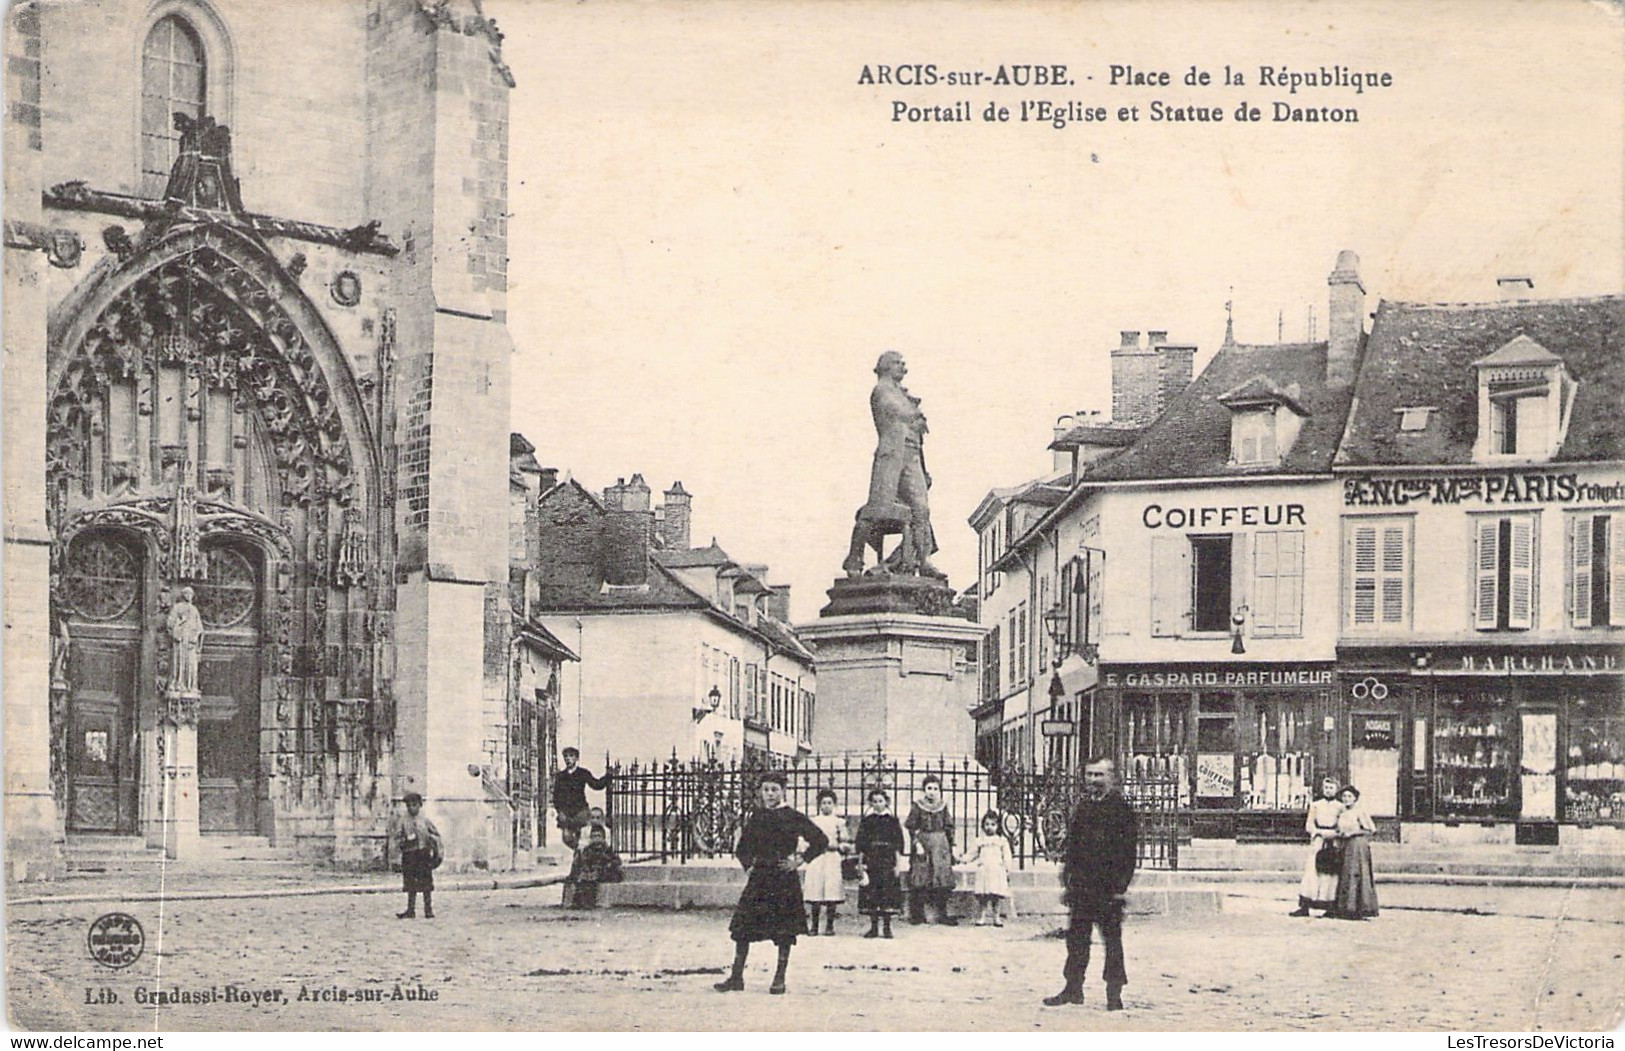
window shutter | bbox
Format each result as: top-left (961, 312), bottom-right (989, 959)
top-left (1007, 610), bottom-right (1018, 690)
top-left (1350, 524), bottom-right (1378, 626)
top-left (1252, 532), bottom-right (1278, 635)
top-left (1278, 530), bottom-right (1305, 635)
top-left (1087, 551), bottom-right (1103, 645)
top-left (1260, 425), bottom-right (1278, 463)
top-left (1474, 518), bottom-right (1500, 629)
top-left (1150, 535), bottom-right (1189, 636)
top-left (1570, 515), bottom-right (1592, 628)
top-left (1610, 513), bottom-right (1625, 627)
top-left (1231, 533), bottom-right (1249, 625)
top-left (1017, 604), bottom-right (1029, 681)
top-left (1380, 525), bottom-right (1407, 625)
top-left (1507, 517), bottom-right (1535, 629)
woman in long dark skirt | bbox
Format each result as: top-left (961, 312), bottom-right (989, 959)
top-left (714, 771), bottom-right (830, 995)
top-left (855, 787), bottom-right (906, 938)
top-left (1332, 784), bottom-right (1380, 919)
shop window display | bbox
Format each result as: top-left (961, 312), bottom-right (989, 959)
top-left (1564, 715), bottom-right (1624, 824)
top-left (1433, 693), bottom-right (1517, 820)
top-left (1124, 694), bottom-right (1190, 805)
top-left (1243, 701), bottom-right (1315, 811)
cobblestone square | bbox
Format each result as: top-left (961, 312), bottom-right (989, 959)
top-left (7, 883), bottom-right (1622, 1032)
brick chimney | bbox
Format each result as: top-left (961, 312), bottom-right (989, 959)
top-left (660, 481), bottom-right (692, 550)
top-left (599, 509), bottom-right (650, 586)
top-left (537, 467), bottom-right (558, 490)
top-left (1497, 276), bottom-right (1534, 301)
top-left (1052, 414), bottom-right (1075, 473)
top-left (603, 477), bottom-right (628, 510)
top-left (766, 584), bottom-right (792, 622)
top-left (1327, 249), bottom-right (1365, 387)
top-left (1111, 331), bottom-right (1160, 425)
top-left (623, 473), bottom-right (651, 512)
top-left (1157, 342), bottom-right (1196, 415)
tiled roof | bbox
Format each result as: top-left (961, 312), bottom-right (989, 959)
top-left (654, 543), bottom-right (733, 568)
top-left (1334, 296), bottom-right (1624, 467)
top-left (1472, 333), bottom-right (1562, 368)
top-left (754, 614), bottom-right (815, 663)
top-left (513, 616), bottom-right (579, 662)
top-left (1217, 375), bottom-right (1308, 416)
top-left (1049, 424), bottom-right (1144, 450)
top-left (1017, 483), bottom-right (1070, 507)
top-left (1087, 339), bottom-right (1355, 481)
top-left (534, 561), bottom-right (713, 613)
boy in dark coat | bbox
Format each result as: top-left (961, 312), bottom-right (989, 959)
top-left (552, 747), bottom-right (609, 850)
top-left (393, 792), bottom-right (442, 920)
top-left (714, 771), bottom-right (829, 995)
top-left (1046, 758), bottom-right (1137, 1010)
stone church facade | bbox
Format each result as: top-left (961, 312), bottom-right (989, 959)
top-left (4, 0), bottom-right (522, 878)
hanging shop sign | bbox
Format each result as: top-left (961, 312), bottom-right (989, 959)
top-left (1343, 472), bottom-right (1625, 508)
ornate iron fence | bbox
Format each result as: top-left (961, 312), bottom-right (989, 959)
top-left (604, 752), bottom-right (1179, 870)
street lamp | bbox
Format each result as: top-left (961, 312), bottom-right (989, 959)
top-left (694, 684), bottom-right (722, 722)
top-left (1042, 603), bottom-right (1068, 667)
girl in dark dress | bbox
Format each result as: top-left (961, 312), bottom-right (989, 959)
top-left (856, 787), bottom-right (905, 938)
top-left (714, 771), bottom-right (829, 995)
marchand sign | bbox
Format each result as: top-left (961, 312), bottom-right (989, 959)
top-left (1343, 472), bottom-right (1625, 508)
top-left (1447, 652), bottom-right (1621, 675)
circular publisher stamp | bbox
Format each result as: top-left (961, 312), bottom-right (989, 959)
top-left (86, 912), bottom-right (144, 969)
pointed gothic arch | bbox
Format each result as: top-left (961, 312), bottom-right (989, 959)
top-left (44, 218), bottom-right (393, 842)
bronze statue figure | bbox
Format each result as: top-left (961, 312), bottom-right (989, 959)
top-left (842, 351), bottom-right (945, 580)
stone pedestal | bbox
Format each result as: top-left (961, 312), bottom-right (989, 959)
top-left (151, 693), bottom-right (201, 861)
top-left (799, 578), bottom-right (988, 759)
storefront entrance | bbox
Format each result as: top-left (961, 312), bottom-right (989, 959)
top-left (1346, 645), bottom-right (1625, 838)
top-left (1104, 662), bottom-right (1337, 840)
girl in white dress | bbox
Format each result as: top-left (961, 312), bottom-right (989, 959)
top-left (966, 810), bottom-right (1014, 926)
top-left (802, 789), bottom-right (848, 935)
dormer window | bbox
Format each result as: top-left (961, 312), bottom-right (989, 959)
top-left (1233, 409), bottom-right (1278, 465)
top-left (1397, 406), bottom-right (1435, 432)
top-left (1219, 376), bottom-right (1308, 467)
top-left (1473, 335), bottom-right (1576, 463)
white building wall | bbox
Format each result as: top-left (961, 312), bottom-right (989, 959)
top-left (1097, 479), bottom-right (1343, 665)
top-left (1339, 464), bottom-right (1625, 644)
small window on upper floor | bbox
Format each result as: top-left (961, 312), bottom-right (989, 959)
top-left (1218, 376), bottom-right (1307, 468)
top-left (1397, 406), bottom-right (1435, 432)
top-left (1473, 336), bottom-right (1576, 464)
top-left (141, 15), bottom-right (207, 197)
top-left (1232, 409), bottom-right (1278, 466)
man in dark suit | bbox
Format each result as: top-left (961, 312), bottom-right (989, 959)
top-left (1045, 757), bottom-right (1137, 1011)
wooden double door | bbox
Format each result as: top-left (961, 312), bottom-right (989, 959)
top-left (62, 535), bottom-right (264, 836)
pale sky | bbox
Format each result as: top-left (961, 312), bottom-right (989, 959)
top-left (496, 0), bottom-right (1624, 622)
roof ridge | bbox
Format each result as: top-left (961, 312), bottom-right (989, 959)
top-left (1380, 293), bottom-right (1625, 311)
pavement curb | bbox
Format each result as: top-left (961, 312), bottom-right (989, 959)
top-left (10, 863), bottom-right (1622, 908)
top-left (5, 870), bottom-right (572, 908)
top-left (1178, 869), bottom-right (1625, 889)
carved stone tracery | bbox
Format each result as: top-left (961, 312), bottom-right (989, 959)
top-left (47, 245), bottom-right (359, 515)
